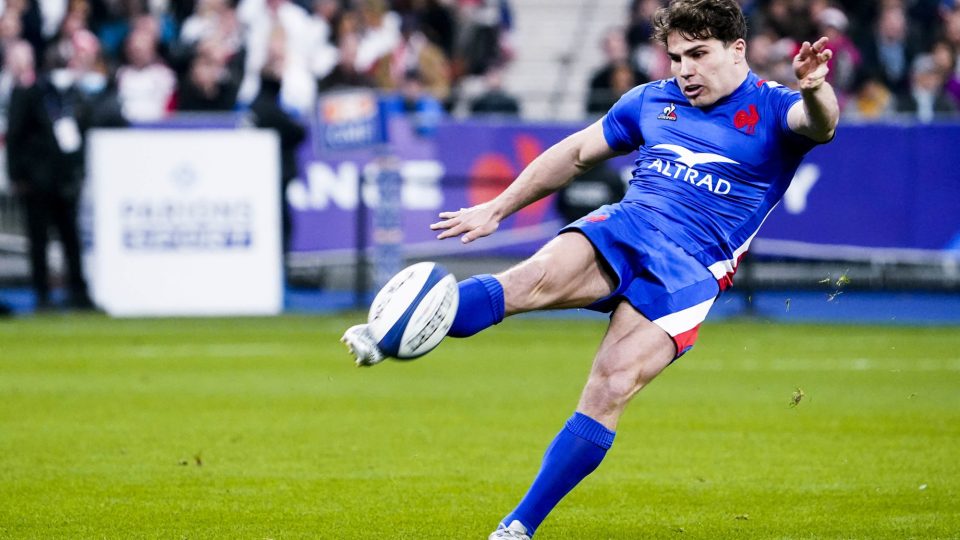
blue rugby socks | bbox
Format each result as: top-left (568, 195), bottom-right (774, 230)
top-left (448, 274), bottom-right (505, 338)
top-left (501, 412), bottom-right (616, 536)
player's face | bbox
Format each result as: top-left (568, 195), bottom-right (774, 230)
top-left (666, 32), bottom-right (747, 107)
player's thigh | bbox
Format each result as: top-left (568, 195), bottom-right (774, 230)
top-left (577, 301), bottom-right (676, 429)
top-left (496, 231), bottom-right (615, 315)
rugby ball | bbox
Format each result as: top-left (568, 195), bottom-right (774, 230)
top-left (367, 262), bottom-right (459, 360)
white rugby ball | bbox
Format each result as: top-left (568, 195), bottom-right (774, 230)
top-left (367, 262), bottom-right (459, 360)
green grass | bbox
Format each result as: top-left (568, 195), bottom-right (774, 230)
top-left (1, 314), bottom-right (958, 539)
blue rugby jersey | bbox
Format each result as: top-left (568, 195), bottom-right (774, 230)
top-left (602, 71), bottom-right (820, 288)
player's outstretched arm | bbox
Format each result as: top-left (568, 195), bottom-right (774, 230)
top-left (430, 120), bottom-right (622, 244)
top-left (788, 36), bottom-right (840, 142)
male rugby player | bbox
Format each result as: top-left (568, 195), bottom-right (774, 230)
top-left (342, 0), bottom-right (839, 537)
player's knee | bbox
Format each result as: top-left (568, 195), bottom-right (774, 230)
top-left (589, 366), bottom-right (642, 405)
top-left (581, 358), bottom-right (645, 416)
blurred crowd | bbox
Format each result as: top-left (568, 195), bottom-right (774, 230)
top-left (1, 0), bottom-right (958, 132)
top-left (0, 0), bottom-right (519, 126)
top-left (588, 0), bottom-right (960, 121)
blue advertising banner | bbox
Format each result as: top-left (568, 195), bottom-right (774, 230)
top-left (289, 118), bottom-right (960, 261)
top-left (315, 89), bottom-right (387, 152)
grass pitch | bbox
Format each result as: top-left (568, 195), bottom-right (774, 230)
top-left (1, 313), bottom-right (958, 539)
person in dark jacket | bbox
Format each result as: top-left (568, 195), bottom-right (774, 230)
top-left (7, 70), bottom-right (92, 310)
top-left (249, 41), bottom-right (306, 255)
top-left (176, 51), bottom-right (239, 111)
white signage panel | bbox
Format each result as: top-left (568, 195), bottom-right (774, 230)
top-left (88, 129), bottom-right (282, 316)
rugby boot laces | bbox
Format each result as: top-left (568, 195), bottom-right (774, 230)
top-left (340, 324), bottom-right (385, 367)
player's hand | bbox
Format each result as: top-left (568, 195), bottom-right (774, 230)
top-left (430, 202), bottom-right (501, 244)
top-left (793, 36), bottom-right (832, 91)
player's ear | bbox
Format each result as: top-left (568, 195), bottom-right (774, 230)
top-left (731, 38), bottom-right (747, 63)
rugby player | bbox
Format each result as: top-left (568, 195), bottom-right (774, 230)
top-left (343, 1), bottom-right (838, 537)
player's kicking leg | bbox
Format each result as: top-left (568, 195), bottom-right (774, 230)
top-left (341, 232), bottom-right (612, 366)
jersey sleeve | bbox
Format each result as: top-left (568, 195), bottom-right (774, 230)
top-left (764, 82), bottom-right (821, 151)
top-left (601, 84), bottom-right (646, 151)
top-left (765, 83), bottom-right (803, 135)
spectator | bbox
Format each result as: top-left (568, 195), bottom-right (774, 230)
top-left (318, 12), bottom-right (375, 91)
top-left (0, 6), bottom-right (24, 57)
top-left (586, 27), bottom-right (647, 116)
top-left (626, 0), bottom-right (670, 82)
top-left (816, 7), bottom-right (860, 101)
top-left (90, 0), bottom-right (143, 57)
top-left (69, 29), bottom-right (125, 127)
top-left (931, 39), bottom-right (960, 107)
top-left (943, 6), bottom-right (960, 77)
top-left (41, 3), bottom-right (91, 75)
top-left (859, 3), bottom-right (918, 99)
top-left (845, 73), bottom-right (895, 120)
top-left (0, 40), bottom-right (35, 194)
top-left (355, 0), bottom-right (400, 74)
top-left (1, 39), bottom-right (35, 114)
top-left (305, 0), bottom-right (339, 82)
top-left (236, 0), bottom-right (316, 113)
top-left (179, 0), bottom-right (233, 46)
top-left (91, 3), bottom-right (176, 64)
top-left (754, 0), bottom-right (814, 42)
top-left (168, 0), bottom-right (245, 85)
top-left (175, 49), bottom-right (238, 111)
top-left (381, 68), bottom-right (444, 136)
top-left (414, 0), bottom-right (457, 59)
top-left (897, 53), bottom-right (958, 122)
top-left (625, 0), bottom-right (660, 54)
top-left (746, 30), bottom-right (796, 85)
top-left (374, 15), bottom-right (450, 102)
top-left (115, 28), bottom-right (176, 122)
top-left (747, 31), bottom-right (776, 80)
top-left (249, 32), bottom-right (306, 254)
top-left (171, 0), bottom-right (198, 28)
top-left (5, 44), bottom-right (98, 311)
top-left (7, 0), bottom-right (45, 69)
top-left (454, 0), bottom-right (512, 78)
top-left (469, 64), bottom-right (519, 116)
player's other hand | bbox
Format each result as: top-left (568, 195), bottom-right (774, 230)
top-left (793, 36), bottom-right (832, 91)
top-left (430, 202), bottom-right (501, 244)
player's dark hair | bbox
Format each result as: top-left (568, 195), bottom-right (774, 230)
top-left (652, 0), bottom-right (747, 46)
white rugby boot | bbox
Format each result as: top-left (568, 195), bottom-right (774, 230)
top-left (340, 324), bottom-right (385, 367)
top-left (488, 520), bottom-right (531, 540)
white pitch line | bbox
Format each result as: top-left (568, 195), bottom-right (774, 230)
top-left (127, 344), bottom-right (291, 359)
top-left (680, 358), bottom-right (960, 372)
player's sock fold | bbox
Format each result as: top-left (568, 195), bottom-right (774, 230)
top-left (502, 412), bottom-right (615, 536)
top-left (447, 274), bottom-right (504, 338)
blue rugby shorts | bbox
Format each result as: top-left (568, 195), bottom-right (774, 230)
top-left (559, 202), bottom-right (721, 358)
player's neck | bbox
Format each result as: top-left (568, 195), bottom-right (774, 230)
top-left (712, 65), bottom-right (752, 105)
top-left (725, 65), bottom-right (751, 95)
